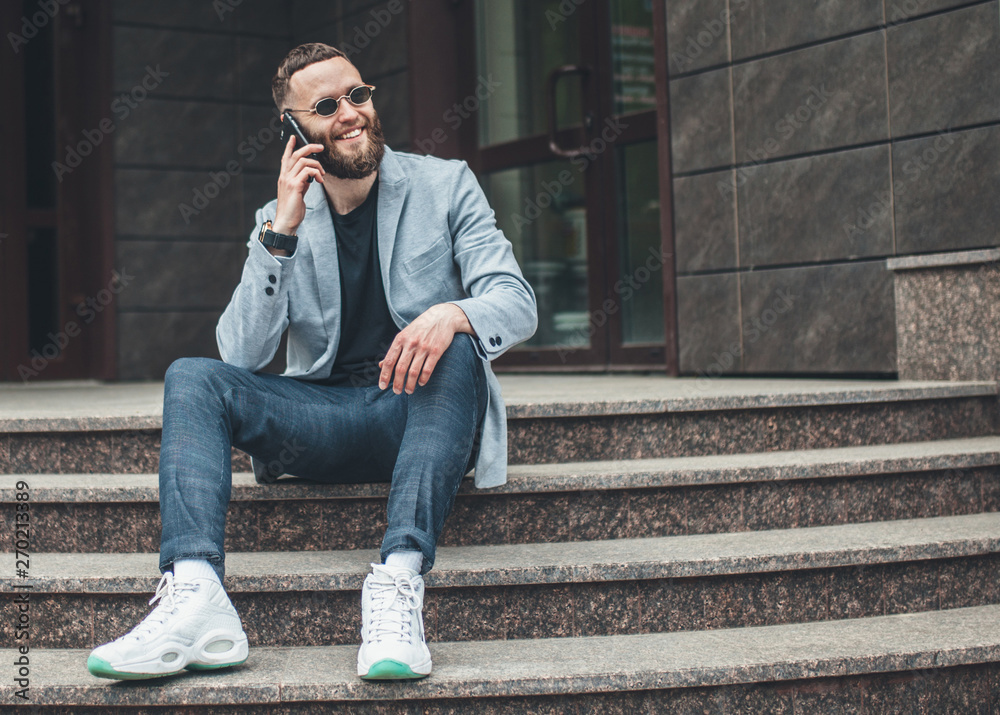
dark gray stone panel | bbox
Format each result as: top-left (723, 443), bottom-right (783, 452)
top-left (342, 1), bottom-right (409, 79)
top-left (115, 169), bottom-right (243, 237)
top-left (885, 0), bottom-right (991, 26)
top-left (113, 26), bottom-right (238, 100)
top-left (242, 172), bottom-right (281, 237)
top-left (292, 0), bottom-right (345, 39)
top-left (733, 32), bottom-right (888, 161)
top-left (730, 0), bottom-right (884, 61)
top-left (114, 0), bottom-right (291, 37)
top-left (887, 1), bottom-right (1000, 137)
top-left (669, 68), bottom-right (733, 173)
top-left (343, 0), bottom-right (386, 16)
top-left (665, 0), bottom-right (731, 75)
top-left (738, 145), bottom-right (893, 267)
top-left (292, 20), bottom-right (342, 47)
top-left (117, 311), bottom-right (222, 380)
top-left (374, 70), bottom-right (412, 150)
top-left (240, 37), bottom-right (297, 104)
top-left (113, 99), bottom-right (239, 168)
top-left (893, 125), bottom-right (1000, 255)
top-left (673, 169), bottom-right (738, 272)
top-left (239, 105), bottom-right (287, 174)
top-left (235, 0), bottom-right (294, 37)
top-left (741, 261), bottom-right (896, 373)
top-left (112, 0), bottom-right (240, 32)
top-left (115, 241), bottom-right (246, 310)
top-left (676, 273), bottom-right (742, 374)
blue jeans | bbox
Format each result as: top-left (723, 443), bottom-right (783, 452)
top-left (158, 334), bottom-right (487, 581)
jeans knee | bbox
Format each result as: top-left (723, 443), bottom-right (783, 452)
top-left (165, 356), bottom-right (213, 383)
top-left (164, 357), bottom-right (232, 399)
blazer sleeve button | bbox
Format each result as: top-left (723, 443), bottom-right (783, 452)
top-left (265, 287), bottom-right (275, 296)
top-left (489, 337), bottom-right (496, 347)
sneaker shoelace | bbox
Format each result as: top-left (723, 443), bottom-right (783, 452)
top-left (126, 572), bottom-right (200, 641)
top-left (368, 572), bottom-right (421, 645)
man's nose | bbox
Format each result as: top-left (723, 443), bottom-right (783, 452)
top-left (337, 100), bottom-right (362, 125)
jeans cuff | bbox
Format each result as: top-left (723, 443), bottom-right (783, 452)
top-left (159, 547), bottom-right (226, 582)
top-left (381, 527), bottom-right (436, 574)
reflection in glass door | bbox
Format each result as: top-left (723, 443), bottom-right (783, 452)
top-left (470, 0), bottom-right (669, 369)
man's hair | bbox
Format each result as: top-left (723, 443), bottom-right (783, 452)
top-left (272, 43), bottom-right (352, 111)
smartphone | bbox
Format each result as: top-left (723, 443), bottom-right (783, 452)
top-left (281, 113), bottom-right (323, 183)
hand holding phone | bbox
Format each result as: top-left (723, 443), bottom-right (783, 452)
top-left (280, 114), bottom-right (323, 183)
top-left (273, 114), bottom-right (325, 235)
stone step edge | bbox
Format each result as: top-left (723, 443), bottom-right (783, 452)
top-left (1, 380), bottom-right (995, 433)
top-left (4, 512), bottom-right (999, 593)
top-left (5, 604), bottom-right (1000, 706)
top-left (4, 436), bottom-right (999, 502)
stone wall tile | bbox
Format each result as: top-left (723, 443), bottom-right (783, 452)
top-left (677, 273), bottom-right (742, 374)
top-left (893, 125), bottom-right (1000, 255)
top-left (738, 145), bottom-right (893, 267)
top-left (665, 0), bottom-right (730, 75)
top-left (887, 1), bottom-right (1000, 137)
top-left (115, 241), bottom-right (246, 310)
top-left (113, 26), bottom-right (238, 100)
top-left (733, 32), bottom-right (888, 160)
top-left (731, 0), bottom-right (884, 60)
top-left (670, 68), bottom-right (733, 173)
top-left (741, 262), bottom-right (896, 373)
top-left (674, 169), bottom-right (738, 273)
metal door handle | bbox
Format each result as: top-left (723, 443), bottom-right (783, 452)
top-left (546, 64), bottom-right (592, 159)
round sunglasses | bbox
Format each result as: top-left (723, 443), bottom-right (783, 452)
top-left (285, 85), bottom-right (376, 117)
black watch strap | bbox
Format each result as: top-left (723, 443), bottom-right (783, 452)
top-left (258, 221), bottom-right (298, 253)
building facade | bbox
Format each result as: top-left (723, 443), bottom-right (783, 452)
top-left (2, 0), bottom-right (998, 382)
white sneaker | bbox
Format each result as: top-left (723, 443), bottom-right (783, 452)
top-left (357, 564), bottom-right (432, 679)
top-left (87, 572), bottom-right (249, 680)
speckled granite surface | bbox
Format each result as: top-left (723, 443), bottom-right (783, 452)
top-left (11, 662), bottom-right (994, 713)
top-left (5, 437), bottom-right (999, 501)
top-left (3, 605), bottom-right (1000, 707)
top-left (10, 552), bottom-right (1000, 649)
top-left (3, 395), bottom-right (997, 473)
top-left (4, 513), bottom-right (1000, 648)
top-left (892, 251), bottom-right (1000, 381)
top-left (3, 439), bottom-right (1000, 552)
top-left (507, 397), bottom-right (999, 464)
top-left (6, 512), bottom-right (1000, 592)
top-left (0, 376), bottom-right (995, 432)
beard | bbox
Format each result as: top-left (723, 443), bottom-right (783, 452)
top-left (318, 112), bottom-right (386, 180)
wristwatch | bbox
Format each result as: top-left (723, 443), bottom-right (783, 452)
top-left (258, 220), bottom-right (298, 254)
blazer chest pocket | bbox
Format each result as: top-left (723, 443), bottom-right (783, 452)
top-left (403, 235), bottom-right (451, 275)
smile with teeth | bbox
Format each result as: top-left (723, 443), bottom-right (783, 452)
top-left (336, 126), bottom-right (364, 141)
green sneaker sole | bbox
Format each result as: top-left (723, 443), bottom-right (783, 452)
top-left (361, 659), bottom-right (429, 680)
top-left (86, 655), bottom-right (180, 681)
top-left (87, 654), bottom-right (247, 680)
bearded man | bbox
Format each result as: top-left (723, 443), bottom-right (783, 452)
top-left (87, 42), bottom-right (537, 682)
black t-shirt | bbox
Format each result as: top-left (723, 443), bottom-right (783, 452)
top-left (318, 180), bottom-right (399, 387)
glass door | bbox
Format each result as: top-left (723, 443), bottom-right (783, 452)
top-left (469, 0), bottom-right (668, 370)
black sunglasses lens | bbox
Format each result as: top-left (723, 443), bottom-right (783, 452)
top-left (315, 97), bottom-right (339, 116)
top-left (349, 86), bottom-right (372, 104)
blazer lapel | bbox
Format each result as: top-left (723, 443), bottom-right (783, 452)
top-left (302, 179), bottom-right (342, 359)
top-left (376, 147), bottom-right (409, 326)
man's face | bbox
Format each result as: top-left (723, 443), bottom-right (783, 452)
top-left (285, 57), bottom-right (385, 180)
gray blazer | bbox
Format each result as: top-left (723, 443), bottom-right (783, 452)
top-left (216, 147), bottom-right (538, 488)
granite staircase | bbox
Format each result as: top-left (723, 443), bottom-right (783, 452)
top-left (3, 376), bottom-right (1000, 712)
